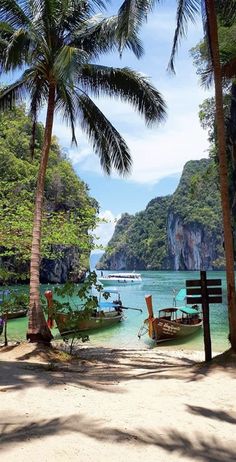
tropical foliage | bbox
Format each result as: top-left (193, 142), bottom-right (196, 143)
top-left (0, 0), bottom-right (166, 342)
top-left (0, 106), bottom-right (98, 283)
top-left (191, 10), bottom-right (236, 252)
top-left (167, 0), bottom-right (236, 352)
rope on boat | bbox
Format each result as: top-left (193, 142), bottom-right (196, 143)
top-left (137, 323), bottom-right (148, 339)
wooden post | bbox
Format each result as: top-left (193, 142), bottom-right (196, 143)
top-left (4, 313), bottom-right (8, 347)
top-left (201, 271), bottom-right (212, 362)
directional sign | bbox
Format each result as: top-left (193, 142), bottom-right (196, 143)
top-left (185, 271), bottom-right (222, 362)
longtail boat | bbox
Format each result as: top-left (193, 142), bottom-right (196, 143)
top-left (138, 292), bottom-right (202, 343)
top-left (0, 289), bottom-right (28, 319)
top-left (45, 289), bottom-right (124, 336)
top-left (5, 309), bottom-right (28, 319)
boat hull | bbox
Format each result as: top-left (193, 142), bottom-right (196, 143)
top-left (7, 309), bottom-right (28, 320)
top-left (55, 311), bottom-right (123, 336)
top-left (147, 317), bottom-right (202, 343)
top-left (98, 278), bottom-right (142, 285)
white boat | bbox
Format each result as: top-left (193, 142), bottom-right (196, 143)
top-left (98, 272), bottom-right (142, 285)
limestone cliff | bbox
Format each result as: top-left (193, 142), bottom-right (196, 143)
top-left (98, 159), bottom-right (225, 271)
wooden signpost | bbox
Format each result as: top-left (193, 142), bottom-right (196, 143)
top-left (186, 271), bottom-right (222, 362)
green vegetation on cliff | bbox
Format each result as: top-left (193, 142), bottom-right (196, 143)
top-left (0, 107), bottom-right (98, 282)
top-left (98, 159), bottom-right (224, 270)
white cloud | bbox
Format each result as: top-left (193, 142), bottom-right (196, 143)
top-left (50, 8), bottom-right (211, 186)
top-left (53, 107), bottom-right (209, 185)
top-left (94, 210), bottom-right (121, 247)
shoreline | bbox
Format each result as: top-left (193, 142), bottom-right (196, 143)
top-left (0, 338), bottom-right (233, 367)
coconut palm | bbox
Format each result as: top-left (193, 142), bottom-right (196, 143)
top-left (167, 0), bottom-right (236, 350)
top-left (0, 0), bottom-right (166, 342)
top-left (118, 0), bottom-right (236, 350)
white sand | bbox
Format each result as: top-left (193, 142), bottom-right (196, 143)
top-left (0, 342), bottom-right (236, 462)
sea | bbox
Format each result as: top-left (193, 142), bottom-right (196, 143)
top-left (3, 270), bottom-right (231, 353)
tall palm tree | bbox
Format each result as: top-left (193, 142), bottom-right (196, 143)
top-left (119, 0), bottom-right (236, 350)
top-left (168, 0), bottom-right (236, 350)
top-left (0, 0), bottom-right (167, 342)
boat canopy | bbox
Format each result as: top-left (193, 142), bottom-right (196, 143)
top-left (101, 289), bottom-right (120, 295)
top-left (99, 301), bottom-right (119, 309)
top-left (180, 306), bottom-right (199, 315)
top-left (159, 308), bottom-right (178, 313)
top-left (175, 288), bottom-right (186, 302)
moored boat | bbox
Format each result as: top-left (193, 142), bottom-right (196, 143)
top-left (0, 289), bottom-right (28, 319)
top-left (98, 272), bottom-right (142, 285)
top-left (138, 292), bottom-right (202, 343)
top-left (6, 309), bottom-right (28, 319)
top-left (45, 289), bottom-right (124, 336)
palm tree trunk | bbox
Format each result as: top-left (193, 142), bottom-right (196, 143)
top-left (27, 84), bottom-right (56, 343)
top-left (205, 0), bottom-right (236, 350)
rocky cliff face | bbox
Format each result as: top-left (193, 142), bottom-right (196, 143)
top-left (40, 246), bottom-right (87, 283)
top-left (98, 159), bottom-right (225, 271)
top-left (1, 246), bottom-right (87, 284)
top-left (167, 212), bottom-right (223, 270)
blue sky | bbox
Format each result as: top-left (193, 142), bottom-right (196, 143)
top-left (3, 1), bottom-right (211, 248)
top-left (53, 1), bottom-right (212, 247)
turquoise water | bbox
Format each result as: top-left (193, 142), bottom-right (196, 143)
top-left (2, 271), bottom-right (231, 352)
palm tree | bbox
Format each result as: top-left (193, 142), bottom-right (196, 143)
top-left (119, 0), bottom-right (236, 350)
top-left (167, 0), bottom-right (236, 350)
top-left (0, 0), bottom-right (167, 343)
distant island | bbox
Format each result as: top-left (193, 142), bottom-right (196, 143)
top-left (97, 159), bottom-right (225, 271)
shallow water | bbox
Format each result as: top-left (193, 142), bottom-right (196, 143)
top-left (2, 270), bottom-right (231, 353)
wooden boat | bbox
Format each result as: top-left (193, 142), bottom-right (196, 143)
top-left (5, 309), bottom-right (28, 320)
top-left (45, 289), bottom-right (124, 336)
top-left (0, 289), bottom-right (28, 319)
top-left (138, 293), bottom-right (202, 343)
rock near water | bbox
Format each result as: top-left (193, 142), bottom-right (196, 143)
top-left (98, 159), bottom-right (225, 271)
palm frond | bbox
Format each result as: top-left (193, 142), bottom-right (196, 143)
top-left (0, 72), bottom-right (29, 110)
top-left (117, 0), bottom-right (156, 55)
top-left (168, 0), bottom-right (200, 73)
top-left (56, 83), bottom-right (78, 145)
top-left (200, 66), bottom-right (214, 88)
top-left (0, 20), bottom-right (15, 34)
top-left (0, 0), bottom-right (30, 28)
top-left (29, 74), bottom-right (46, 159)
top-left (217, 0), bottom-right (236, 27)
top-left (4, 28), bottom-right (30, 70)
top-left (77, 92), bottom-right (132, 176)
top-left (53, 45), bottom-right (89, 81)
top-left (79, 64), bottom-right (167, 126)
top-left (70, 15), bottom-right (144, 59)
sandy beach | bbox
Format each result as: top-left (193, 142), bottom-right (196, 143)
top-left (0, 341), bottom-right (236, 462)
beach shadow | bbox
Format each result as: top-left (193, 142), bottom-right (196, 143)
top-left (0, 344), bottom-right (236, 394)
top-left (0, 413), bottom-right (80, 448)
top-left (1, 412), bottom-right (236, 461)
top-left (187, 404), bottom-right (236, 424)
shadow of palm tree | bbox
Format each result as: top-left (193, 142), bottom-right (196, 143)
top-left (137, 428), bottom-right (236, 462)
top-left (0, 345), bottom-right (235, 394)
top-left (1, 413), bottom-right (236, 461)
top-left (187, 404), bottom-right (236, 424)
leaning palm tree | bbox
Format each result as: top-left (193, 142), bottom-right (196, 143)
top-left (0, 0), bottom-right (166, 342)
top-left (167, 0), bottom-right (236, 351)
